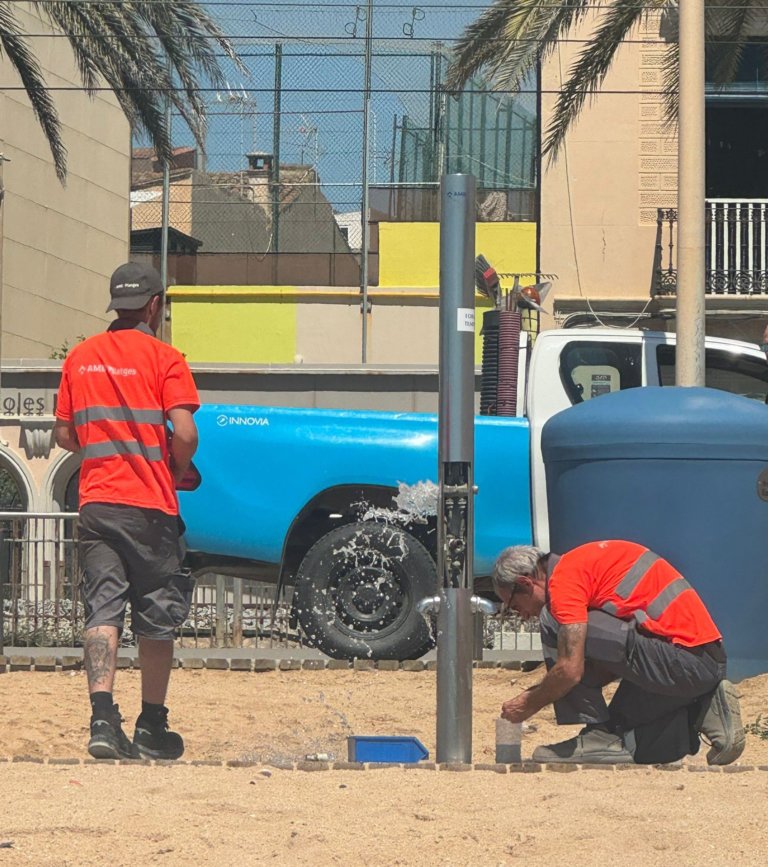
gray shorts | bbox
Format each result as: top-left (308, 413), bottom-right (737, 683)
top-left (78, 503), bottom-right (195, 640)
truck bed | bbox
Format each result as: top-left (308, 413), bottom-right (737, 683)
top-left (179, 404), bottom-right (533, 576)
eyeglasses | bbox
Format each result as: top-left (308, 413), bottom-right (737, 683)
top-left (499, 582), bottom-right (525, 618)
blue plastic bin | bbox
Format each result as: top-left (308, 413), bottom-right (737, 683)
top-left (542, 386), bottom-right (768, 681)
top-left (347, 735), bottom-right (429, 763)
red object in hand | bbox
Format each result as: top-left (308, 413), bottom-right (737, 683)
top-left (175, 464), bottom-right (202, 492)
top-left (167, 426), bottom-right (202, 491)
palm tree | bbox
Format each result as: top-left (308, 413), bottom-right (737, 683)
top-left (447, 0), bottom-right (767, 159)
top-left (0, 0), bottom-right (243, 181)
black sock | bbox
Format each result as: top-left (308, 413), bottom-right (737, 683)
top-left (90, 691), bottom-right (114, 721)
top-left (138, 702), bottom-right (167, 727)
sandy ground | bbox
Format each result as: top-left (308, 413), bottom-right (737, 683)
top-left (1, 667), bottom-right (767, 865)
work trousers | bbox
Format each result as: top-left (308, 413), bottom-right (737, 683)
top-left (539, 607), bottom-right (727, 764)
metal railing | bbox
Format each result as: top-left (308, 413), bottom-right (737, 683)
top-left (0, 512), bottom-right (300, 651)
top-left (0, 511), bottom-right (538, 656)
top-left (0, 513), bottom-right (81, 649)
top-left (656, 200), bottom-right (768, 295)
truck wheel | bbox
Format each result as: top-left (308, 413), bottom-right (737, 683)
top-left (294, 521), bottom-right (437, 660)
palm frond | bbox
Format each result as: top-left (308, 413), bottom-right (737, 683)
top-left (660, 39), bottom-right (678, 128)
top-left (0, 2), bottom-right (67, 180)
top-left (138, 0), bottom-right (246, 83)
top-left (544, 0), bottom-right (666, 159)
top-left (5, 1), bottom-right (244, 181)
top-left (660, 0), bottom-right (766, 128)
top-left (706, 0), bottom-right (762, 87)
top-left (447, 0), bottom-right (591, 94)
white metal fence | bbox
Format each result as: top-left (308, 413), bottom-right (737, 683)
top-left (0, 512), bottom-right (300, 651)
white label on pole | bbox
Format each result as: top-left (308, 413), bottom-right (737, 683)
top-left (457, 308), bottom-right (475, 332)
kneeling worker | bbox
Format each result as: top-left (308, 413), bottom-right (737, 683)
top-left (493, 540), bottom-right (744, 765)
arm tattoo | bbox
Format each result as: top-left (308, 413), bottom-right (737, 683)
top-left (557, 623), bottom-right (587, 660)
top-left (84, 632), bottom-right (114, 689)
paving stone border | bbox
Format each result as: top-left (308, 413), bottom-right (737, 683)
top-left (0, 656), bottom-right (540, 673)
top-left (1, 755), bottom-right (764, 772)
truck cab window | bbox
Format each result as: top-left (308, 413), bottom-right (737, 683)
top-left (559, 341), bottom-right (642, 405)
top-left (657, 345), bottom-right (768, 402)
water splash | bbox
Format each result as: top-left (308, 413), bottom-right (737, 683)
top-left (360, 480), bottom-right (438, 526)
top-left (297, 482), bottom-right (439, 656)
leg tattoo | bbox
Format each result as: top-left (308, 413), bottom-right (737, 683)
top-left (84, 627), bottom-right (118, 693)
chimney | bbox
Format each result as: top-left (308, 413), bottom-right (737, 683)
top-left (246, 152), bottom-right (273, 180)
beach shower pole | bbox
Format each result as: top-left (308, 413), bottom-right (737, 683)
top-left (436, 173), bottom-right (476, 764)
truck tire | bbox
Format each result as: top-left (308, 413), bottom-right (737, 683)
top-left (294, 521), bottom-right (437, 660)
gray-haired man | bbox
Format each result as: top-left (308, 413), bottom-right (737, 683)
top-left (493, 540), bottom-right (744, 765)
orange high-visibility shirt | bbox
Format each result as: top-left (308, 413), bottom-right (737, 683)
top-left (56, 321), bottom-right (199, 515)
top-left (548, 540), bottom-right (721, 647)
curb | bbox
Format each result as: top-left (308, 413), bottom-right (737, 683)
top-left (0, 655), bottom-right (541, 674)
top-left (1, 755), bottom-right (765, 773)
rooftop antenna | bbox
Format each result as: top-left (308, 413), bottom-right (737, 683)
top-left (217, 81), bottom-right (256, 182)
top-left (297, 115), bottom-right (319, 169)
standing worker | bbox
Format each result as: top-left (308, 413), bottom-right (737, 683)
top-left (54, 263), bottom-right (199, 760)
top-left (493, 541), bottom-right (744, 765)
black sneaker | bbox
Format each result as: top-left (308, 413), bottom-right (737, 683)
top-left (133, 707), bottom-right (185, 760)
top-left (88, 705), bottom-right (140, 760)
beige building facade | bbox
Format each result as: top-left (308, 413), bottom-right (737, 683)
top-left (540, 10), bottom-right (768, 345)
top-left (0, 4), bottom-right (130, 359)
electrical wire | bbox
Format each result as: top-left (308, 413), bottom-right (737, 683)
top-left (0, 86), bottom-right (684, 94)
top-left (27, 2), bottom-right (768, 9)
top-left (556, 41), bottom-right (657, 330)
top-left (14, 33), bottom-right (764, 47)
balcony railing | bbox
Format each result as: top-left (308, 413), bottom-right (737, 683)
top-left (655, 200), bottom-right (768, 295)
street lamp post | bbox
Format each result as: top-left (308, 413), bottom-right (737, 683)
top-left (435, 173), bottom-right (476, 764)
top-left (675, 0), bottom-right (706, 386)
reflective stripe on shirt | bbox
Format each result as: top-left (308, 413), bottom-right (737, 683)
top-left (81, 440), bottom-right (163, 461)
top-left (74, 406), bottom-right (164, 426)
top-left (601, 550), bottom-right (691, 621)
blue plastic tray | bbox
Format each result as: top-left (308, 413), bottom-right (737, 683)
top-left (347, 735), bottom-right (429, 763)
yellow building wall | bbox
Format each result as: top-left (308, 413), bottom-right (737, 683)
top-left (378, 222), bottom-right (538, 288)
top-left (168, 218), bottom-right (536, 365)
top-left (168, 287), bottom-right (297, 363)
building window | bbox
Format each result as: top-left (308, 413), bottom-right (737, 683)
top-left (0, 466), bottom-right (25, 511)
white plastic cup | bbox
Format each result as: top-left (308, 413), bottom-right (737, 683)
top-left (495, 717), bottom-right (522, 764)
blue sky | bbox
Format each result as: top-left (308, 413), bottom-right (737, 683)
top-left (162, 3), bottom-right (534, 212)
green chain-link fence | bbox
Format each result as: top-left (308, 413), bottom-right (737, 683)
top-left (130, 3), bottom-right (539, 281)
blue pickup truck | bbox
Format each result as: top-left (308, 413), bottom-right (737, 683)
top-left (179, 328), bottom-right (768, 659)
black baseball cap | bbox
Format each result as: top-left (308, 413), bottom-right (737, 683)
top-left (107, 262), bottom-right (164, 312)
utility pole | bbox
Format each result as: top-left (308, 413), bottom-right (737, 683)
top-left (160, 62), bottom-right (173, 343)
top-left (360, 0), bottom-right (373, 363)
top-left (675, 0), bottom-right (706, 386)
top-left (273, 43), bottom-right (283, 259)
top-left (0, 151), bottom-right (8, 405)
